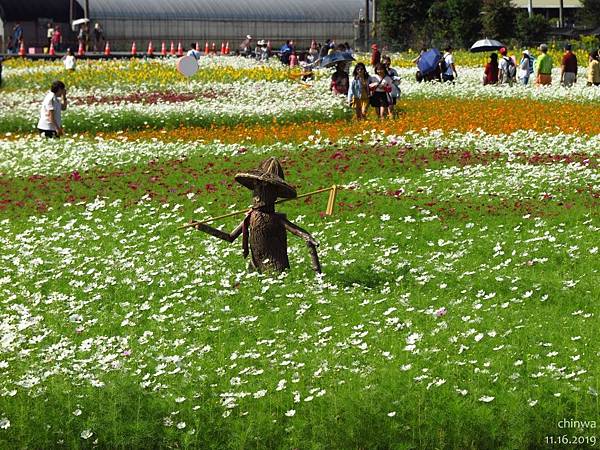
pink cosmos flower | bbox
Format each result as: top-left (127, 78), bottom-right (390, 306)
top-left (435, 307), bottom-right (447, 317)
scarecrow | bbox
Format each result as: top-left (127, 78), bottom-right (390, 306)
top-left (191, 157), bottom-right (322, 273)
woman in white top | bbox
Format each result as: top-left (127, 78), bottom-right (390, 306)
top-left (368, 63), bottom-right (394, 119)
top-left (37, 80), bottom-right (68, 138)
top-left (63, 48), bottom-right (76, 71)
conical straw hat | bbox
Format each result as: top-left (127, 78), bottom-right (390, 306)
top-left (235, 157), bottom-right (297, 199)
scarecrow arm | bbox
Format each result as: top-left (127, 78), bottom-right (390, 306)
top-left (283, 219), bottom-right (322, 274)
top-left (192, 220), bottom-right (245, 243)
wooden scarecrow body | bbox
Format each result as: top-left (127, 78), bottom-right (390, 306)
top-left (193, 158), bottom-right (321, 274)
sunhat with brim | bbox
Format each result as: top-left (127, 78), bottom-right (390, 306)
top-left (235, 157), bottom-right (297, 199)
top-left (257, 40), bottom-right (266, 46)
top-left (522, 49), bottom-right (530, 55)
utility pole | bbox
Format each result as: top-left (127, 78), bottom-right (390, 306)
top-left (528, 0), bottom-right (533, 18)
top-left (372, 0), bottom-right (376, 39)
top-left (364, 0), bottom-right (369, 51)
top-left (559, 0), bottom-right (564, 27)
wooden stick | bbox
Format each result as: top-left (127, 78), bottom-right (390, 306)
top-left (180, 185), bottom-right (337, 229)
top-left (325, 184), bottom-right (337, 215)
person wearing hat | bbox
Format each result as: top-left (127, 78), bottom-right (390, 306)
top-left (191, 157), bottom-right (322, 274)
top-left (561, 43), bottom-right (578, 87)
top-left (519, 49), bottom-right (534, 85)
top-left (535, 43), bottom-right (553, 86)
top-left (239, 35), bottom-right (253, 57)
top-left (255, 40), bottom-right (269, 61)
top-left (498, 47), bottom-right (516, 85)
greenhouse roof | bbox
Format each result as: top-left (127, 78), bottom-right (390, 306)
top-left (76, 0), bottom-right (364, 22)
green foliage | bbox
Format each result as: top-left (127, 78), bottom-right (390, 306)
top-left (578, 34), bottom-right (600, 51)
top-left (515, 12), bottom-right (550, 46)
top-left (446, 0), bottom-right (484, 48)
top-left (378, 0), bottom-right (435, 49)
top-left (579, 0), bottom-right (600, 27)
top-left (481, 0), bottom-right (516, 41)
top-left (379, 0), bottom-right (483, 49)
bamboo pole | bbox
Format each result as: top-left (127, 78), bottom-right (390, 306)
top-left (179, 185), bottom-right (337, 229)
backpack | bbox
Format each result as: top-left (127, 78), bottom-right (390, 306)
top-left (439, 55), bottom-right (448, 73)
top-left (503, 56), bottom-right (516, 79)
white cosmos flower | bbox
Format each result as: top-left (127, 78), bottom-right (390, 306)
top-left (479, 396), bottom-right (495, 403)
top-left (80, 429), bottom-right (93, 439)
top-left (285, 409), bottom-right (296, 417)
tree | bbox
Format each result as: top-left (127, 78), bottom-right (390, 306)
top-left (378, 0), bottom-right (434, 49)
top-left (515, 12), bottom-right (550, 46)
top-left (481, 0), bottom-right (516, 41)
top-left (579, 0), bottom-right (600, 27)
top-left (447, 0), bottom-right (484, 48)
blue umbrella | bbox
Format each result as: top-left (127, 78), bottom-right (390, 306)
top-left (417, 48), bottom-right (442, 75)
top-left (320, 51), bottom-right (355, 68)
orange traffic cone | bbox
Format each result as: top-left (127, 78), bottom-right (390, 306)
top-left (77, 42), bottom-right (85, 56)
top-left (161, 41), bottom-right (166, 56)
top-left (176, 41), bottom-right (183, 56)
top-left (204, 41), bottom-right (209, 55)
top-left (104, 41), bottom-right (111, 56)
top-left (49, 42), bottom-right (56, 56)
top-left (18, 41), bottom-right (26, 56)
top-left (211, 42), bottom-right (216, 54)
top-left (147, 41), bottom-right (154, 56)
top-left (220, 42), bottom-right (225, 54)
top-left (170, 41), bottom-right (175, 55)
top-left (225, 42), bottom-right (230, 55)
top-left (131, 41), bottom-right (137, 56)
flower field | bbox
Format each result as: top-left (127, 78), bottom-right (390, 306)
top-left (0, 55), bottom-right (599, 449)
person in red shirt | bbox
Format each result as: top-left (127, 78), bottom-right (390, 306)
top-left (561, 43), bottom-right (578, 87)
top-left (483, 53), bottom-right (499, 85)
top-left (51, 26), bottom-right (62, 52)
top-left (370, 44), bottom-right (381, 69)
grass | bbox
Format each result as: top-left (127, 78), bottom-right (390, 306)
top-left (1, 139), bottom-right (598, 449)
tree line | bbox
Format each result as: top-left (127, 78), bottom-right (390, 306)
top-left (377, 0), bottom-right (600, 49)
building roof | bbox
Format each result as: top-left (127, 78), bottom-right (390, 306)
top-left (0, 0), bottom-right (80, 21)
top-left (75, 0), bottom-right (364, 22)
top-left (512, 0), bottom-right (582, 7)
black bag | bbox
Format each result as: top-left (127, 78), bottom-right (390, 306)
top-left (439, 56), bottom-right (448, 74)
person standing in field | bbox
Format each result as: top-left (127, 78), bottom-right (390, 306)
top-left (560, 43), bottom-right (578, 87)
top-left (370, 44), bottom-right (381, 69)
top-left (369, 63), bottom-right (394, 119)
top-left (63, 48), bottom-right (76, 71)
top-left (535, 43), bottom-right (553, 86)
top-left (47, 23), bottom-right (54, 48)
top-left (37, 81), bottom-right (68, 138)
top-left (93, 23), bottom-right (105, 52)
top-left (51, 25), bottom-right (62, 52)
top-left (187, 43), bottom-right (201, 60)
top-left (12, 22), bottom-right (23, 53)
top-left (498, 47), bottom-right (516, 85)
top-left (441, 46), bottom-right (457, 83)
top-left (519, 49), bottom-right (534, 85)
top-left (587, 50), bottom-right (600, 86)
top-left (382, 55), bottom-right (400, 116)
top-left (483, 53), bottom-right (499, 85)
top-left (347, 62), bottom-right (370, 120)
